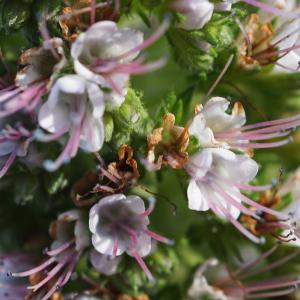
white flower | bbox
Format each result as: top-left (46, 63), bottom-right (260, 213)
top-left (185, 147), bottom-right (286, 243)
top-left (187, 259), bottom-right (228, 300)
top-left (0, 115), bottom-right (35, 178)
top-left (171, 0), bottom-right (233, 31)
top-left (189, 97), bottom-right (246, 148)
top-left (53, 209), bottom-right (91, 252)
top-left (186, 148), bottom-right (258, 215)
top-left (272, 17), bottom-right (300, 72)
top-left (89, 194), bottom-right (173, 281)
top-left (71, 21), bottom-right (143, 109)
top-left (13, 209), bottom-right (89, 299)
top-left (0, 38), bottom-right (65, 118)
top-left (38, 74), bottom-right (105, 171)
top-left (190, 97), bottom-right (297, 151)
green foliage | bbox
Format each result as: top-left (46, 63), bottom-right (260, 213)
top-left (156, 92), bottom-right (184, 126)
top-left (111, 88), bottom-right (153, 147)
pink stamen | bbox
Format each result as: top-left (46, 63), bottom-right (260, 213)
top-left (112, 57), bottom-right (168, 75)
top-left (45, 239), bottom-right (75, 257)
top-left (59, 251), bottom-right (81, 286)
top-left (40, 273), bottom-right (64, 300)
top-left (229, 190), bottom-right (287, 219)
top-left (12, 257), bottom-right (56, 277)
top-left (35, 126), bottom-right (69, 142)
top-left (115, 19), bottom-right (170, 61)
top-left (233, 243), bottom-right (279, 277)
top-left (239, 248), bottom-right (300, 279)
top-left (130, 234), bottom-right (154, 282)
top-left (225, 114), bottom-right (300, 132)
top-left (246, 286), bottom-right (297, 298)
top-left (230, 137), bottom-right (293, 149)
top-left (0, 146), bottom-right (18, 178)
top-left (208, 196), bottom-right (263, 244)
top-left (216, 129), bottom-right (292, 140)
top-left (144, 229), bottom-right (174, 245)
top-left (113, 238), bottom-right (118, 257)
top-left (245, 276), bottom-right (300, 292)
top-left (211, 182), bottom-right (261, 220)
top-left (0, 87), bottom-right (21, 103)
top-left (138, 200), bottom-right (155, 218)
top-left (90, 0), bottom-right (96, 24)
top-left (213, 175), bottom-right (273, 192)
top-left (28, 251), bottom-right (74, 292)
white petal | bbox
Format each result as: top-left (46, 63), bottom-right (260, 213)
top-left (0, 141), bottom-right (16, 156)
top-left (92, 233), bottom-right (126, 256)
top-left (104, 73), bottom-right (129, 110)
top-left (127, 233), bottom-right (152, 257)
top-left (173, 0), bottom-right (214, 30)
top-left (89, 195), bottom-right (126, 233)
top-left (90, 250), bottom-right (121, 275)
top-left (80, 108), bottom-right (104, 152)
top-left (75, 220), bottom-right (91, 251)
top-left (87, 82), bottom-right (105, 117)
top-left (74, 60), bottom-right (107, 85)
top-left (38, 101), bottom-right (70, 133)
top-left (187, 179), bottom-right (210, 211)
top-left (95, 28), bottom-right (144, 62)
top-left (274, 50), bottom-right (300, 72)
top-left (189, 113), bottom-right (215, 146)
top-left (125, 195), bottom-right (146, 214)
top-left (203, 97), bottom-right (246, 132)
top-left (187, 149), bottom-right (213, 179)
top-left (55, 75), bottom-right (86, 95)
top-left (211, 149), bottom-right (258, 183)
top-left (58, 209), bottom-right (81, 222)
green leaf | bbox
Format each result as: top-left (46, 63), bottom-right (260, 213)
top-left (111, 88), bottom-right (153, 147)
top-left (104, 113), bottom-right (114, 143)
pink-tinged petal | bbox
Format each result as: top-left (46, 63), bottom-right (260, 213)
top-left (74, 60), bottom-right (107, 86)
top-left (125, 195), bottom-right (146, 215)
top-left (187, 149), bottom-right (213, 179)
top-left (0, 141), bottom-right (16, 156)
top-left (92, 233), bottom-right (126, 256)
top-left (172, 0), bottom-right (214, 30)
top-left (89, 250), bottom-right (121, 275)
top-left (127, 233), bottom-right (151, 258)
top-left (80, 109), bottom-right (104, 152)
top-left (86, 82), bottom-right (105, 117)
top-left (189, 113), bottom-right (215, 146)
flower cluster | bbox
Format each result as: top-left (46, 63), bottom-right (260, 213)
top-left (2, 0), bottom-right (300, 299)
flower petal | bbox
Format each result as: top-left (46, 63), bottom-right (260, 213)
top-left (187, 179), bottom-right (210, 211)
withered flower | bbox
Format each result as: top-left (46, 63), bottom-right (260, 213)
top-left (71, 144), bottom-right (140, 206)
top-left (59, 0), bottom-right (119, 42)
top-left (237, 14), bottom-right (277, 68)
top-left (146, 113), bottom-right (189, 170)
top-left (241, 190), bottom-right (296, 242)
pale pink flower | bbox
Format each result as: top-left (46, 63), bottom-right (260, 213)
top-left (37, 74), bottom-right (105, 171)
top-left (13, 209), bottom-right (89, 300)
top-left (190, 97), bottom-right (299, 151)
top-left (71, 20), bottom-right (168, 110)
top-left (89, 194), bottom-right (173, 281)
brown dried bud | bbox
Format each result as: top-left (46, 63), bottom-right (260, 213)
top-left (146, 113), bottom-right (189, 170)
